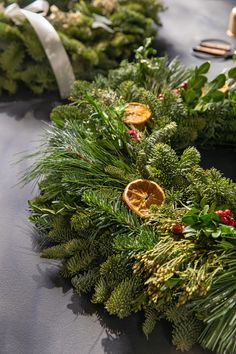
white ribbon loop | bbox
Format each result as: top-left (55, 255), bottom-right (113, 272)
top-left (4, 3), bottom-right (26, 25)
top-left (4, 0), bottom-right (75, 98)
top-left (24, 0), bottom-right (49, 16)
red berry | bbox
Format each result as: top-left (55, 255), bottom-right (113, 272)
top-left (231, 219), bottom-right (236, 227)
top-left (172, 223), bottom-right (184, 234)
top-left (216, 210), bottom-right (224, 217)
top-left (127, 129), bottom-right (140, 141)
top-left (180, 81), bottom-right (188, 90)
top-left (229, 218), bottom-right (235, 226)
top-left (224, 209), bottom-right (231, 216)
top-left (220, 216), bottom-right (229, 225)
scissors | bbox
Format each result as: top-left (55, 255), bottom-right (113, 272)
top-left (192, 38), bottom-right (236, 60)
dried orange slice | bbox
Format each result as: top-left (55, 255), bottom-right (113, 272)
top-left (201, 87), bottom-right (206, 97)
top-left (202, 83), bottom-right (229, 97)
top-left (218, 83), bottom-right (228, 93)
top-left (124, 102), bottom-right (152, 125)
top-left (123, 179), bottom-right (165, 217)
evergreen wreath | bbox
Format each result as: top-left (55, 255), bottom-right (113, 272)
top-left (0, 0), bottom-right (163, 95)
top-left (24, 43), bottom-right (236, 354)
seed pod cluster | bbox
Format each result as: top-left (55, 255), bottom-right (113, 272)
top-left (134, 235), bottom-right (223, 307)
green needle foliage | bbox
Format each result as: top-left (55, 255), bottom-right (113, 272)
top-left (0, 0), bottom-right (163, 95)
top-left (53, 40), bottom-right (236, 147)
top-left (24, 44), bottom-right (236, 353)
top-left (192, 253), bottom-right (236, 354)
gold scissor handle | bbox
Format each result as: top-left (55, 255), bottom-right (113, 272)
top-left (200, 41), bottom-right (231, 52)
top-left (193, 46), bottom-right (226, 56)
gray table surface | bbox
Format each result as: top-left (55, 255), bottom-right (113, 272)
top-left (157, 0), bottom-right (236, 78)
top-left (0, 1), bottom-right (236, 353)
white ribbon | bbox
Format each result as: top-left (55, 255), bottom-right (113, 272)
top-left (92, 14), bottom-right (114, 33)
top-left (4, 0), bottom-right (75, 98)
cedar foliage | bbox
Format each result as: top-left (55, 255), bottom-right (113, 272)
top-left (24, 44), bottom-right (236, 354)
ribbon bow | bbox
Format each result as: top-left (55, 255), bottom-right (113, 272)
top-left (4, 0), bottom-right (75, 98)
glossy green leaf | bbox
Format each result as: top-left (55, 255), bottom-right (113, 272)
top-left (207, 74), bottom-right (226, 91)
top-left (228, 67), bottom-right (236, 79)
top-left (219, 224), bottom-right (235, 234)
top-left (197, 62), bottom-right (210, 75)
top-left (181, 88), bottom-right (198, 104)
top-left (200, 214), bottom-right (214, 223)
top-left (182, 214), bottom-right (198, 225)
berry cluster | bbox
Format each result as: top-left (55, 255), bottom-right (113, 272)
top-left (157, 93), bottom-right (164, 102)
top-left (173, 81), bottom-right (188, 95)
top-left (127, 129), bottom-right (140, 141)
top-left (215, 209), bottom-right (236, 227)
top-left (157, 81), bottom-right (188, 102)
top-left (179, 81), bottom-right (188, 90)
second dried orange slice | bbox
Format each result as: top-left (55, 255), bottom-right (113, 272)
top-left (124, 102), bottom-right (152, 125)
top-left (218, 83), bottom-right (228, 94)
top-left (123, 179), bottom-right (165, 217)
top-left (202, 82), bottom-right (229, 97)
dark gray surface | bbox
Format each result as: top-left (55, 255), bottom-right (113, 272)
top-left (157, 0), bottom-right (236, 78)
top-left (1, 1), bottom-right (236, 353)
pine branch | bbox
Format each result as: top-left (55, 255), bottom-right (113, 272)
top-left (147, 143), bottom-right (179, 188)
top-left (172, 317), bottom-right (202, 352)
top-left (105, 277), bottom-right (141, 318)
top-left (92, 278), bottom-right (111, 304)
top-left (142, 306), bottom-right (159, 338)
top-left (0, 42), bottom-right (24, 74)
top-left (71, 268), bottom-right (100, 294)
top-left (60, 249), bottom-right (97, 277)
top-left (164, 304), bottom-right (203, 352)
top-left (179, 147), bottom-right (201, 174)
top-left (41, 238), bottom-right (87, 259)
top-left (194, 252), bottom-right (236, 354)
top-left (145, 122), bottom-right (177, 151)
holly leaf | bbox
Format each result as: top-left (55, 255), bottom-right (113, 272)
top-left (219, 224), bottom-right (235, 234)
top-left (182, 214), bottom-right (198, 225)
top-left (207, 74), bottom-right (226, 92)
top-left (200, 213), bottom-right (214, 223)
top-left (205, 90), bottom-right (225, 102)
top-left (193, 75), bottom-right (208, 91)
top-left (181, 88), bottom-right (198, 104)
top-left (228, 67), bottom-right (236, 79)
top-left (184, 207), bottom-right (200, 215)
top-left (197, 62), bottom-right (210, 75)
